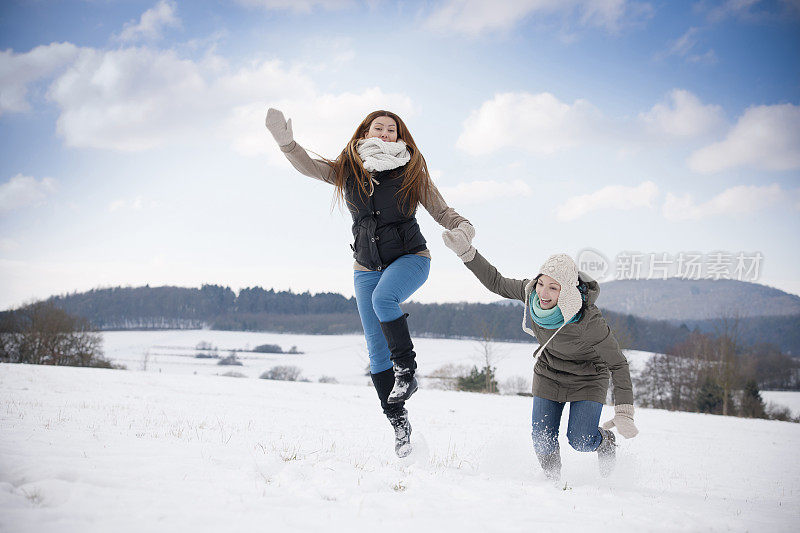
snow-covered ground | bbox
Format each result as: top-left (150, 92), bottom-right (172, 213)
top-left (2, 331), bottom-right (799, 532)
top-left (2, 366), bottom-right (800, 531)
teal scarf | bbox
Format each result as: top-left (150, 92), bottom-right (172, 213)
top-left (529, 293), bottom-right (581, 330)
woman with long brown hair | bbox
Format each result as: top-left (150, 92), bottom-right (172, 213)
top-left (265, 108), bottom-right (473, 457)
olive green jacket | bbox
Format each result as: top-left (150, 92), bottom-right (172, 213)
top-left (465, 251), bottom-right (634, 405)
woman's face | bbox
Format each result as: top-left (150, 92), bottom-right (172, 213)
top-left (536, 275), bottom-right (562, 310)
top-left (364, 116), bottom-right (398, 142)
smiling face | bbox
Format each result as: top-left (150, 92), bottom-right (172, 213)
top-left (536, 274), bottom-right (562, 310)
top-left (364, 115), bottom-right (398, 142)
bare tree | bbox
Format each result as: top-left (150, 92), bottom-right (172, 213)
top-left (712, 314), bottom-right (743, 416)
top-left (473, 322), bottom-right (505, 394)
top-left (0, 302), bottom-right (113, 368)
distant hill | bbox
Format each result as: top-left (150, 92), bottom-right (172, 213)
top-left (2, 279), bottom-right (799, 355)
top-left (596, 278), bottom-right (800, 321)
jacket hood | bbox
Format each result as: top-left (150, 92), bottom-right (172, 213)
top-left (582, 273), bottom-right (600, 306)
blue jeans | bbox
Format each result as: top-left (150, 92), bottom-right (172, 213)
top-left (353, 254), bottom-right (431, 374)
top-left (531, 396), bottom-right (603, 455)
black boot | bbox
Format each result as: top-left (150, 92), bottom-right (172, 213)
top-left (597, 427), bottom-right (616, 478)
top-left (379, 313), bottom-right (418, 403)
top-left (387, 408), bottom-right (412, 458)
top-left (370, 368), bottom-right (405, 416)
top-left (536, 451), bottom-right (562, 481)
top-left (371, 368), bottom-right (412, 457)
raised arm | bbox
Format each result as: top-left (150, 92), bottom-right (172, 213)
top-left (463, 250), bottom-right (529, 302)
top-left (421, 180), bottom-right (471, 231)
top-left (265, 108), bottom-right (335, 184)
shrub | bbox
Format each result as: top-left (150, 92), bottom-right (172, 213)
top-left (221, 371), bottom-right (246, 378)
top-left (696, 378), bottom-right (726, 414)
top-left (765, 402), bottom-right (798, 423)
top-left (457, 366), bottom-right (498, 393)
top-left (739, 380), bottom-right (766, 418)
top-left (218, 353), bottom-right (243, 366)
top-left (253, 344), bottom-right (283, 353)
top-left (318, 375), bottom-right (338, 384)
top-left (260, 365), bottom-right (303, 381)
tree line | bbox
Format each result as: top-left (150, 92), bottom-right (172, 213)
top-left (31, 284), bottom-right (701, 352)
top-left (2, 284), bottom-right (797, 379)
top-left (636, 319), bottom-right (800, 418)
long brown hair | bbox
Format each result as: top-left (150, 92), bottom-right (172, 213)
top-left (327, 110), bottom-right (430, 216)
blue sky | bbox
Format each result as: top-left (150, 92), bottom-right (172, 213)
top-left (1, 0), bottom-right (799, 310)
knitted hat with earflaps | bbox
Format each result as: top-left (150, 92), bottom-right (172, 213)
top-left (522, 253), bottom-right (583, 358)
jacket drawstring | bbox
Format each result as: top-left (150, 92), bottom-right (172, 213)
top-left (367, 175), bottom-right (380, 197)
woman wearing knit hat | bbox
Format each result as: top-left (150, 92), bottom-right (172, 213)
top-left (265, 108), bottom-right (473, 458)
top-left (441, 232), bottom-right (638, 480)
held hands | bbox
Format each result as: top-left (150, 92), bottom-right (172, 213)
top-left (442, 221), bottom-right (476, 262)
top-left (602, 404), bottom-right (639, 439)
top-left (265, 108), bottom-right (294, 147)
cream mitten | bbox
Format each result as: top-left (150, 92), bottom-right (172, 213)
top-left (265, 108), bottom-right (294, 147)
top-left (442, 221), bottom-right (476, 262)
top-left (602, 404), bottom-right (639, 439)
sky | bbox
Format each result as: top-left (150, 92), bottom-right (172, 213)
top-left (0, 0), bottom-right (799, 310)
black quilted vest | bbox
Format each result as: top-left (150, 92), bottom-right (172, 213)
top-left (346, 167), bottom-right (427, 271)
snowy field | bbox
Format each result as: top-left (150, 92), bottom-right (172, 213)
top-left (100, 329), bottom-right (657, 393)
top-left (2, 330), bottom-right (800, 532)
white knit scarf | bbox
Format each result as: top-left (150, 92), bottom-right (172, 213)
top-left (356, 138), bottom-right (411, 172)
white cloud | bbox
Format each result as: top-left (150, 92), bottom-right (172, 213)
top-left (688, 103), bottom-right (800, 173)
top-left (437, 179), bottom-right (532, 206)
top-left (687, 49), bottom-right (717, 64)
top-left (456, 92), bottom-right (602, 155)
top-left (706, 0), bottom-right (764, 21)
top-left (662, 183), bottom-right (783, 220)
top-left (0, 42), bottom-right (79, 115)
top-left (425, 0), bottom-right (651, 35)
top-left (108, 196), bottom-right (159, 212)
top-left (555, 181), bottom-right (658, 221)
top-left (0, 238), bottom-right (19, 253)
top-left (666, 27), bottom-right (700, 56)
top-left (640, 89), bottom-right (726, 138)
top-left (44, 44), bottom-right (414, 157)
top-left (659, 27), bottom-right (717, 64)
top-left (0, 174), bottom-right (57, 213)
top-left (234, 0), bottom-right (356, 12)
top-left (48, 47), bottom-right (214, 151)
top-left (117, 1), bottom-right (180, 43)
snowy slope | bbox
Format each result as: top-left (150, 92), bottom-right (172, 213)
top-left (1, 363), bottom-right (798, 533)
